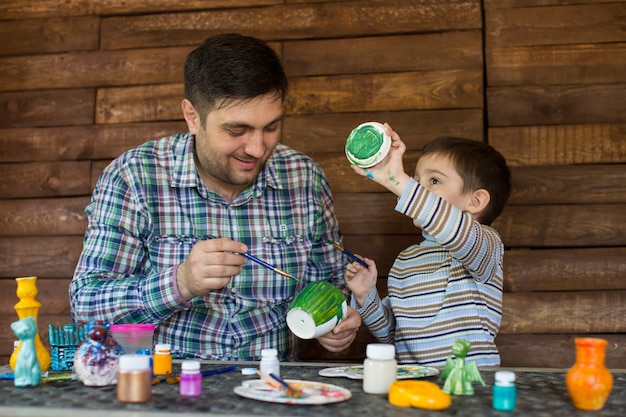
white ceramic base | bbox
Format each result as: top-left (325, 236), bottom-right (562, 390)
top-left (287, 301), bottom-right (348, 339)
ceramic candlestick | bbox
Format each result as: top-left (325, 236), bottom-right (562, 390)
top-left (9, 276), bottom-right (51, 373)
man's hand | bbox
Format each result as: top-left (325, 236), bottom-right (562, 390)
top-left (316, 306), bottom-right (362, 352)
top-left (176, 237), bottom-right (247, 300)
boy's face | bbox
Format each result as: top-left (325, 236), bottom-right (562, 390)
top-left (414, 153), bottom-right (474, 213)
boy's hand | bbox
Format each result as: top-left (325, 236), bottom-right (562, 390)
top-left (345, 257), bottom-right (378, 307)
top-left (350, 123), bottom-right (411, 197)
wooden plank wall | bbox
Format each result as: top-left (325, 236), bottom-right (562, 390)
top-left (484, 0), bottom-right (626, 368)
top-left (0, 0), bottom-right (624, 368)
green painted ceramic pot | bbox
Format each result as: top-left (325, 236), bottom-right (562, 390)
top-left (345, 121), bottom-right (391, 168)
top-left (287, 281), bottom-right (347, 339)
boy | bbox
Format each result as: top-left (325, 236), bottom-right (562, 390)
top-left (345, 124), bottom-right (511, 366)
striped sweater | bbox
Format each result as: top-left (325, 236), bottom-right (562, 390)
top-left (352, 178), bottom-right (503, 367)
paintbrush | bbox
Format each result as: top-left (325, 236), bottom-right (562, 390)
top-left (152, 365), bottom-right (238, 385)
top-left (204, 235), bottom-right (299, 281)
top-left (328, 240), bottom-right (368, 268)
top-left (269, 372), bottom-right (303, 398)
top-left (255, 369), bottom-right (282, 389)
top-left (255, 370), bottom-right (303, 398)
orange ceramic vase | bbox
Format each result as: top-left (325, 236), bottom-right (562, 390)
top-left (566, 338), bottom-right (613, 411)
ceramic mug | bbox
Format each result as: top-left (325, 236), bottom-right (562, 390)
top-left (287, 281), bottom-right (347, 339)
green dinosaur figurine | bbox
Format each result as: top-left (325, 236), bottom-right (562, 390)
top-left (439, 339), bottom-right (485, 396)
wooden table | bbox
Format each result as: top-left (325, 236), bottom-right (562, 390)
top-left (1, 362), bottom-right (625, 416)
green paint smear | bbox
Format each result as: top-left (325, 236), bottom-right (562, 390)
top-left (346, 125), bottom-right (384, 159)
top-left (291, 281), bottom-right (345, 325)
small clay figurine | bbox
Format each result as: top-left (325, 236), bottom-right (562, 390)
top-left (74, 323), bottom-right (122, 386)
top-left (440, 339), bottom-right (485, 396)
top-left (10, 316), bottom-right (42, 387)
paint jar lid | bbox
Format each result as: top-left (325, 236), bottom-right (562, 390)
top-left (154, 343), bottom-right (171, 353)
top-left (261, 348), bottom-right (278, 358)
top-left (181, 360), bottom-right (200, 371)
top-left (345, 122), bottom-right (391, 168)
top-left (494, 371), bottom-right (516, 385)
top-left (366, 343), bottom-right (396, 360)
top-left (241, 367), bottom-right (257, 375)
top-left (118, 354), bottom-right (150, 371)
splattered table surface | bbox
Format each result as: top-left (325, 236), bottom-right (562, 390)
top-left (1, 362), bottom-right (625, 416)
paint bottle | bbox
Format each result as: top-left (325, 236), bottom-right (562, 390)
top-left (259, 348), bottom-right (280, 378)
top-left (153, 343), bottom-right (172, 375)
top-left (363, 343), bottom-right (397, 394)
top-left (136, 348), bottom-right (153, 376)
top-left (492, 370), bottom-right (517, 411)
top-left (179, 360), bottom-right (202, 397)
top-left (116, 354), bottom-right (152, 403)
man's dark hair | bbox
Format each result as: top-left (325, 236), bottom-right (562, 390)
top-left (184, 33), bottom-right (289, 122)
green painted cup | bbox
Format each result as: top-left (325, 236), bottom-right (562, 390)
top-left (287, 281), bottom-right (347, 339)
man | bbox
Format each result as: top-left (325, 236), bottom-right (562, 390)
top-left (70, 33), bottom-right (361, 360)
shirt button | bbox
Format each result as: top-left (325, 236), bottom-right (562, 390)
top-left (230, 287), bottom-right (237, 294)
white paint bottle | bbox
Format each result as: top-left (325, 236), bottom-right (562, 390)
top-left (259, 348), bottom-right (280, 378)
top-left (363, 343), bottom-right (397, 394)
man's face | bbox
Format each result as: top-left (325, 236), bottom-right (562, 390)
top-left (188, 94), bottom-right (283, 199)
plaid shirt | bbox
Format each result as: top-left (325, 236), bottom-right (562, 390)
top-left (70, 133), bottom-right (346, 361)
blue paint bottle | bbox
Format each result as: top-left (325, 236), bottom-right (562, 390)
top-left (492, 371), bottom-right (516, 411)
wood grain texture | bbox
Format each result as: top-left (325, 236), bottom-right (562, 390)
top-left (0, 161), bottom-right (91, 198)
top-left (283, 31), bottom-right (483, 76)
top-left (485, 3), bottom-right (626, 47)
top-left (0, 47), bottom-right (192, 92)
top-left (0, 197), bottom-right (89, 237)
top-left (507, 165), bottom-right (626, 205)
top-left (0, 16), bottom-right (99, 56)
top-left (0, 0), bottom-right (278, 20)
top-left (99, 0), bottom-right (482, 50)
top-left (285, 70), bottom-right (483, 115)
top-left (0, 122), bottom-right (186, 163)
top-left (490, 124), bottom-right (626, 166)
top-left (504, 248), bottom-right (626, 292)
top-left (0, 89), bottom-right (95, 128)
top-left (501, 291), bottom-right (626, 334)
top-left (484, 0), bottom-right (624, 8)
top-left (0, 237), bottom-right (84, 278)
top-left (494, 203), bottom-right (626, 248)
top-left (486, 43), bottom-right (626, 86)
top-left (487, 84), bottom-right (626, 126)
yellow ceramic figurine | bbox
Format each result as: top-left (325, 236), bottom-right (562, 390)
top-left (9, 276), bottom-right (51, 373)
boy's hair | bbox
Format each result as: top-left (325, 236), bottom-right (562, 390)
top-left (421, 136), bottom-right (511, 225)
top-left (184, 33), bottom-right (289, 124)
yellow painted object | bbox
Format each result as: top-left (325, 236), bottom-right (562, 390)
top-left (388, 380), bottom-right (452, 410)
top-left (9, 276), bottom-right (51, 373)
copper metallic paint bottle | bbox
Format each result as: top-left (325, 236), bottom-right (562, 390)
top-left (117, 354), bottom-right (152, 403)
